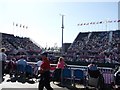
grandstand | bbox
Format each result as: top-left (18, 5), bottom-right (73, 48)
top-left (0, 32), bottom-right (43, 61)
top-left (1, 29), bottom-right (120, 65)
top-left (64, 30), bottom-right (120, 66)
top-left (1, 30), bottom-right (120, 89)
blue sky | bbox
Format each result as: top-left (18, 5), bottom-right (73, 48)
top-left (0, 0), bottom-right (119, 48)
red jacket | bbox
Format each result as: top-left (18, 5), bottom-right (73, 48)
top-left (40, 57), bottom-right (50, 73)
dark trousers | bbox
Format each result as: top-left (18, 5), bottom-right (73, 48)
top-left (2, 61), bottom-right (5, 76)
top-left (38, 71), bottom-right (53, 90)
top-left (0, 61), bottom-right (5, 83)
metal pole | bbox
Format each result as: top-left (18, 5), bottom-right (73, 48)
top-left (61, 15), bottom-right (64, 56)
top-left (60, 14), bottom-right (64, 86)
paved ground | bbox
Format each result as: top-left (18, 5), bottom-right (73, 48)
top-left (0, 75), bottom-right (71, 90)
top-left (0, 75), bottom-right (114, 90)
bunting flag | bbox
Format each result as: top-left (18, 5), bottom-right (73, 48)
top-left (77, 19), bottom-right (120, 26)
top-left (20, 24), bottom-right (22, 27)
top-left (93, 22), bottom-right (95, 24)
top-left (108, 21), bottom-right (112, 23)
top-left (118, 20), bottom-right (120, 22)
top-left (99, 21), bottom-right (102, 24)
top-left (86, 23), bottom-right (89, 25)
top-left (16, 24), bottom-right (18, 26)
top-left (13, 22), bottom-right (28, 29)
top-left (26, 26), bottom-right (28, 29)
top-left (96, 22), bottom-right (99, 24)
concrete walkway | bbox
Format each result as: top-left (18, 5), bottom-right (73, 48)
top-left (0, 75), bottom-right (70, 90)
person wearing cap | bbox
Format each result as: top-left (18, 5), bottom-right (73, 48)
top-left (38, 52), bottom-right (53, 90)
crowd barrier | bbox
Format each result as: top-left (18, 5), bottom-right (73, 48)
top-left (6, 61), bottom-right (115, 85)
top-left (50, 64), bottom-right (114, 85)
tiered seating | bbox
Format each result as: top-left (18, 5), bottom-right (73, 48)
top-left (1, 33), bottom-right (41, 51)
top-left (66, 30), bottom-right (120, 64)
top-left (1, 32), bottom-right (42, 61)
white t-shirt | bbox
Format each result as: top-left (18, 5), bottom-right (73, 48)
top-left (114, 67), bottom-right (120, 77)
top-left (0, 52), bottom-right (7, 61)
top-left (36, 60), bottom-right (43, 70)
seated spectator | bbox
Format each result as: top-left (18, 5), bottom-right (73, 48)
top-left (87, 62), bottom-right (104, 89)
top-left (17, 55), bottom-right (27, 67)
top-left (88, 62), bottom-right (98, 71)
top-left (87, 62), bottom-right (100, 78)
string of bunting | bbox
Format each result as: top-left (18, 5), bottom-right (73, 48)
top-left (13, 22), bottom-right (28, 29)
top-left (77, 19), bottom-right (120, 26)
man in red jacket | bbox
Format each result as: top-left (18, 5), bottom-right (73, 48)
top-left (38, 52), bottom-right (53, 90)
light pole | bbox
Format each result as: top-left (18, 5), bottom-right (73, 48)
top-left (60, 14), bottom-right (64, 56)
top-left (60, 14), bottom-right (64, 86)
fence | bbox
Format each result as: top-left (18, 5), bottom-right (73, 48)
top-left (18, 62), bottom-right (115, 84)
top-left (50, 64), bottom-right (114, 84)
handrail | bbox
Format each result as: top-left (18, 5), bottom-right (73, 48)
top-left (50, 64), bottom-right (113, 70)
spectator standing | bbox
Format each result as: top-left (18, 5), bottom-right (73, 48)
top-left (53, 57), bottom-right (67, 83)
top-left (0, 48), bottom-right (7, 82)
top-left (38, 52), bottom-right (53, 90)
top-left (56, 57), bottom-right (67, 69)
top-left (36, 57), bottom-right (43, 70)
top-left (114, 66), bottom-right (120, 88)
top-left (34, 56), bottom-right (43, 76)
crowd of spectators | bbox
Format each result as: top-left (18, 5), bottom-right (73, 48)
top-left (1, 33), bottom-right (41, 51)
top-left (1, 33), bottom-right (42, 61)
top-left (65, 30), bottom-right (120, 64)
top-left (1, 30), bottom-right (120, 64)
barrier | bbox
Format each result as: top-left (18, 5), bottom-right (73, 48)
top-left (5, 61), bottom-right (115, 84)
top-left (50, 64), bottom-right (114, 85)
